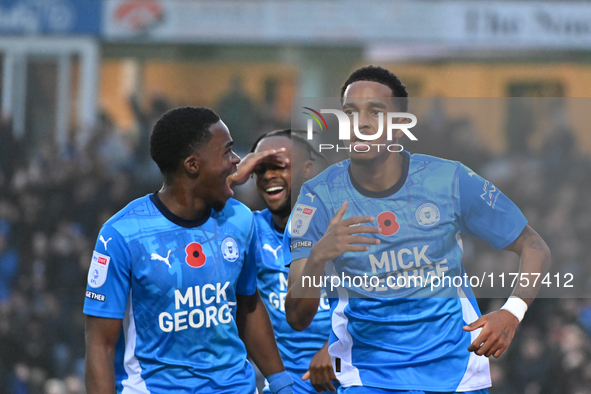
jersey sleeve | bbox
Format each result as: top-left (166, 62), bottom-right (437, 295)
top-left (83, 224), bottom-right (131, 319)
top-left (236, 218), bottom-right (258, 296)
top-left (458, 164), bottom-right (528, 250)
top-left (283, 183), bottom-right (331, 265)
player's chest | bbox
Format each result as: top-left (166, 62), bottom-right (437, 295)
top-left (257, 231), bottom-right (284, 270)
top-left (128, 225), bottom-right (246, 288)
top-left (341, 195), bottom-right (457, 241)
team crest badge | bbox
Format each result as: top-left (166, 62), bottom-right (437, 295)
top-left (415, 203), bottom-right (440, 227)
top-left (221, 237), bottom-right (239, 262)
top-left (88, 251), bottom-right (110, 288)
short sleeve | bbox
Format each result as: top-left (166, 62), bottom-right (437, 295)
top-left (458, 164), bottom-right (528, 250)
top-left (236, 219), bottom-right (258, 296)
top-left (283, 183), bottom-right (331, 265)
top-left (83, 225), bottom-right (131, 319)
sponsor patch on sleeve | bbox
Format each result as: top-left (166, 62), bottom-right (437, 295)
top-left (87, 251), bottom-right (110, 288)
top-left (290, 240), bottom-right (313, 252)
top-left (290, 204), bottom-right (316, 237)
top-left (480, 180), bottom-right (500, 209)
top-left (85, 290), bottom-right (106, 302)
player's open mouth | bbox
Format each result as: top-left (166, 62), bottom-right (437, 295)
top-left (264, 186), bottom-right (286, 200)
top-left (265, 186), bottom-right (285, 195)
top-left (351, 139), bottom-right (370, 148)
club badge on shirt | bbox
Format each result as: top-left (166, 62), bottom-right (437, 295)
top-left (221, 237), bottom-right (239, 262)
top-left (415, 203), bottom-right (440, 227)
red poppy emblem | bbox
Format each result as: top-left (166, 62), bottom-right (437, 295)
top-left (377, 211), bottom-right (399, 236)
top-left (185, 242), bottom-right (206, 268)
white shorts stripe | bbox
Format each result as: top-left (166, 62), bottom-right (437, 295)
top-left (122, 290), bottom-right (150, 394)
top-left (326, 261), bottom-right (362, 387)
top-left (456, 286), bottom-right (492, 391)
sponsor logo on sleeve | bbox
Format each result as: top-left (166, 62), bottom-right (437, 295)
top-left (291, 204), bottom-right (316, 236)
top-left (480, 181), bottom-right (500, 209)
top-left (290, 240), bottom-right (312, 252)
top-left (99, 235), bottom-right (112, 250)
top-left (85, 291), bottom-right (106, 302)
top-left (87, 251), bottom-right (110, 288)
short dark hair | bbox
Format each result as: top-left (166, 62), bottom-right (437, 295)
top-left (340, 65), bottom-right (408, 111)
top-left (150, 107), bottom-right (220, 175)
top-left (250, 129), bottom-right (327, 162)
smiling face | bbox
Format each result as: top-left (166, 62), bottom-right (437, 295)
top-left (194, 121), bottom-right (240, 211)
top-left (342, 81), bottom-right (404, 163)
top-left (253, 136), bottom-right (312, 219)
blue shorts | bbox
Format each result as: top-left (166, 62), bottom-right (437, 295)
top-left (338, 387), bottom-right (489, 394)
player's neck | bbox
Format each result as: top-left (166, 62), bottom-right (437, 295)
top-left (271, 213), bottom-right (288, 233)
top-left (349, 152), bottom-right (402, 192)
top-left (157, 182), bottom-right (210, 221)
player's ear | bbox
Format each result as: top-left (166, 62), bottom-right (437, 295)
top-left (303, 160), bottom-right (314, 180)
top-left (183, 153), bottom-right (200, 177)
top-left (393, 117), bottom-right (409, 139)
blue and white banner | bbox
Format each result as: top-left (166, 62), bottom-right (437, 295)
top-left (0, 0), bottom-right (101, 35)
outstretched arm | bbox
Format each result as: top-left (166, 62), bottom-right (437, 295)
top-left (463, 225), bottom-right (551, 358)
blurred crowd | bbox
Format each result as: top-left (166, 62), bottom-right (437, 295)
top-left (0, 105), bottom-right (162, 394)
top-left (0, 96), bottom-right (590, 394)
top-left (410, 98), bottom-right (591, 394)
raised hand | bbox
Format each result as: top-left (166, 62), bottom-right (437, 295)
top-left (309, 201), bottom-right (381, 264)
top-left (227, 148), bottom-right (287, 187)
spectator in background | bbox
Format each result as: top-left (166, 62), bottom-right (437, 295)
top-left (216, 76), bottom-right (258, 152)
top-left (0, 219), bottom-right (19, 305)
top-left (129, 93), bottom-right (171, 165)
top-left (257, 77), bottom-right (287, 133)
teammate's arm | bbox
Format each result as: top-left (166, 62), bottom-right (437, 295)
top-left (302, 340), bottom-right (338, 393)
top-left (227, 148), bottom-right (287, 188)
top-left (285, 201), bottom-right (381, 331)
top-left (236, 289), bottom-right (285, 376)
top-left (85, 316), bottom-right (123, 394)
top-left (463, 225), bottom-right (550, 358)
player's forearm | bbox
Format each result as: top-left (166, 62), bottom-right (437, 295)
top-left (84, 344), bottom-right (116, 394)
top-left (285, 253), bottom-right (325, 331)
top-left (237, 292), bottom-right (285, 377)
top-left (511, 233), bottom-right (551, 306)
top-left (84, 316), bottom-right (122, 394)
top-left (503, 225), bottom-right (551, 307)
